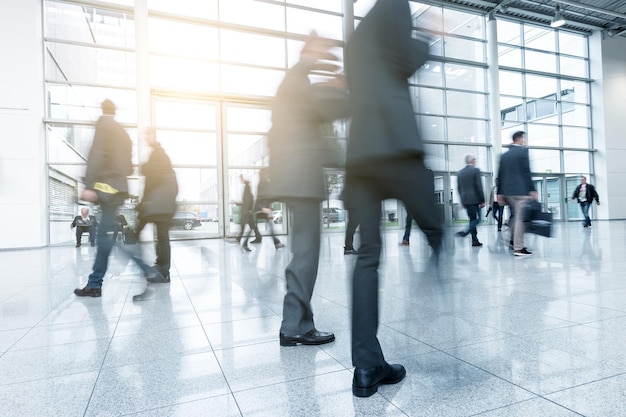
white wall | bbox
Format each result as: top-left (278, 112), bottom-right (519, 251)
top-left (590, 33), bottom-right (626, 220)
top-left (0, 0), bottom-right (46, 249)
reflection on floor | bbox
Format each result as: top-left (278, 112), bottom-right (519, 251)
top-left (1, 221), bottom-right (625, 416)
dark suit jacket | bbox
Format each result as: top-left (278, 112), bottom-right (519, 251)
top-left (84, 115), bottom-right (133, 195)
top-left (268, 60), bottom-right (350, 201)
top-left (497, 144), bottom-right (536, 197)
top-left (139, 143), bottom-right (178, 217)
top-left (345, 0), bottom-right (430, 168)
top-left (572, 183), bottom-right (599, 204)
top-left (71, 215), bottom-right (98, 229)
top-left (457, 164), bottom-right (485, 206)
top-left (240, 181), bottom-right (254, 213)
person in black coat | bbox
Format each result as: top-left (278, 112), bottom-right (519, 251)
top-left (571, 176), bottom-right (600, 227)
top-left (135, 128), bottom-right (179, 282)
top-left (456, 154), bottom-right (485, 246)
top-left (268, 32), bottom-right (350, 348)
top-left (343, 0), bottom-right (444, 397)
top-left (71, 207), bottom-right (98, 247)
top-left (254, 168), bottom-right (283, 249)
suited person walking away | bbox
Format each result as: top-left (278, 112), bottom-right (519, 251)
top-left (497, 130), bottom-right (538, 257)
top-left (255, 168), bottom-right (284, 249)
top-left (268, 32), bottom-right (350, 348)
top-left (135, 128), bottom-right (178, 282)
top-left (456, 154), bottom-right (485, 246)
top-left (571, 176), bottom-right (600, 228)
top-left (71, 207), bottom-right (98, 247)
top-left (74, 99), bottom-right (162, 297)
top-left (344, 0), bottom-right (444, 397)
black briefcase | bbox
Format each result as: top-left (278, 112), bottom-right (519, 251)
top-left (524, 201), bottom-right (553, 238)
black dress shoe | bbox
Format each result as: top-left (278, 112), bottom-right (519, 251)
top-left (279, 329), bottom-right (335, 346)
top-left (353, 363), bottom-right (406, 397)
top-left (242, 245), bottom-right (252, 252)
top-left (75, 243), bottom-right (81, 248)
top-left (274, 242), bottom-right (285, 249)
top-left (74, 286), bottom-right (101, 297)
top-left (146, 271), bottom-right (170, 283)
top-left (472, 241), bottom-right (483, 247)
top-left (455, 231), bottom-right (467, 237)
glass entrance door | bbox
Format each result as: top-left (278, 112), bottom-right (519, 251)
top-left (532, 175), bottom-right (562, 220)
top-left (566, 175), bottom-right (583, 222)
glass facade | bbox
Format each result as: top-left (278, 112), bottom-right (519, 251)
top-left (43, 1), bottom-right (594, 245)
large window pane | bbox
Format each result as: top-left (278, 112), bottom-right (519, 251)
top-left (559, 32), bottom-right (587, 57)
top-left (525, 74), bottom-right (557, 99)
top-left (154, 100), bottom-right (217, 130)
top-left (529, 149), bottom-right (561, 173)
top-left (221, 65), bottom-right (284, 97)
top-left (560, 56), bottom-right (587, 78)
top-left (449, 145), bottom-right (488, 171)
top-left (413, 86), bottom-right (444, 115)
top-left (418, 115), bottom-right (445, 142)
top-left (287, 0), bottom-right (342, 13)
top-left (149, 18), bottom-right (218, 60)
top-left (498, 45), bottom-right (522, 67)
top-left (148, 0), bottom-right (218, 20)
top-left (48, 124), bottom-right (94, 163)
top-left (150, 55), bottom-right (219, 93)
top-left (525, 50), bottom-right (557, 73)
top-left (527, 124), bottom-right (559, 147)
top-left (443, 9), bottom-right (484, 39)
top-left (447, 118), bottom-right (487, 143)
top-left (415, 62), bottom-right (443, 88)
top-left (446, 91), bottom-right (486, 118)
top-left (497, 20), bottom-right (522, 45)
top-left (562, 126), bottom-right (590, 149)
top-left (499, 71), bottom-right (523, 96)
top-left (226, 107), bottom-right (271, 133)
top-left (563, 151), bottom-right (590, 173)
top-left (287, 8), bottom-right (343, 41)
top-left (445, 63), bottom-right (485, 92)
top-left (562, 104), bottom-right (590, 127)
top-left (227, 134), bottom-right (267, 166)
top-left (443, 36), bottom-right (485, 62)
top-left (44, 1), bottom-right (135, 48)
top-left (175, 168), bottom-right (218, 202)
top-left (219, 0), bottom-right (285, 32)
top-left (156, 130), bottom-right (217, 166)
top-left (524, 26), bottom-right (555, 52)
top-left (220, 30), bottom-right (286, 68)
top-left (424, 144), bottom-right (447, 171)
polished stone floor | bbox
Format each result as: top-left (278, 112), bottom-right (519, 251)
top-left (1, 221), bottom-right (625, 416)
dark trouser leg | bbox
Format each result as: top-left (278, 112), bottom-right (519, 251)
top-left (242, 213), bottom-right (253, 245)
top-left (154, 220), bottom-right (171, 277)
top-left (280, 199), bottom-right (320, 336)
top-left (75, 227), bottom-right (84, 245)
top-left (466, 204), bottom-right (481, 243)
top-left (89, 227), bottom-right (96, 245)
top-left (581, 202), bottom-right (591, 226)
top-left (402, 212), bottom-right (412, 242)
top-left (495, 204), bottom-right (504, 230)
top-left (87, 204), bottom-right (117, 288)
top-left (344, 213), bottom-right (358, 249)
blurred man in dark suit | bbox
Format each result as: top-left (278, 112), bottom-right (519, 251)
top-left (456, 154), bottom-right (485, 246)
top-left (344, 0), bottom-right (443, 397)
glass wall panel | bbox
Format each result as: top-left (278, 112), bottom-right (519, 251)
top-left (149, 19), bottom-right (218, 60)
top-left (48, 124), bottom-right (94, 162)
top-left (560, 56), bottom-right (587, 78)
top-left (175, 168), bottom-right (219, 202)
top-left (524, 26), bottom-right (555, 52)
top-left (226, 107), bottom-right (271, 133)
top-left (227, 134), bottom-right (267, 166)
top-left (449, 145), bottom-right (488, 172)
top-left (148, 0), bottom-right (219, 20)
top-left (46, 43), bottom-right (136, 87)
top-left (559, 32), bottom-right (587, 57)
top-left (413, 87), bottom-right (444, 115)
top-left (443, 9), bottom-right (484, 39)
top-left (562, 104), bottom-right (590, 127)
top-left (418, 115), bottom-right (445, 142)
top-left (219, 0), bottom-right (285, 32)
top-left (424, 144), bottom-right (447, 171)
top-left (154, 100), bottom-right (217, 130)
top-left (525, 74), bottom-right (557, 99)
top-left (447, 118), bottom-right (487, 143)
top-left (562, 126), bottom-right (590, 149)
top-left (500, 96), bottom-right (524, 123)
top-left (415, 62), bottom-right (443, 88)
top-left (446, 91), bottom-right (486, 118)
top-left (44, 0), bottom-right (135, 48)
top-left (561, 80), bottom-right (589, 104)
top-left (444, 63), bottom-right (485, 92)
top-left (498, 45), bottom-right (521, 67)
top-left (169, 203), bottom-right (220, 238)
top-left (443, 36), bottom-right (485, 62)
top-left (527, 124), bottom-right (559, 147)
top-left (221, 65), bottom-right (284, 97)
top-left (563, 151), bottom-right (590, 173)
top-left (220, 30), bottom-right (286, 68)
top-left (46, 83), bottom-right (137, 123)
top-left (497, 20), bottom-right (522, 45)
top-left (287, 8), bottom-right (343, 40)
top-left (499, 71), bottom-right (523, 96)
top-left (527, 99), bottom-right (558, 124)
top-left (524, 50), bottom-right (557, 73)
top-left (156, 130), bottom-right (217, 166)
top-left (529, 149), bottom-right (561, 173)
top-left (287, 0), bottom-right (342, 13)
top-left (150, 56), bottom-right (219, 93)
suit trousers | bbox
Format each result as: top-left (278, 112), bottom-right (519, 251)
top-left (136, 216), bottom-right (172, 278)
top-left (506, 195), bottom-right (532, 251)
top-left (344, 212), bottom-right (359, 249)
top-left (280, 198), bottom-right (321, 336)
top-left (346, 157), bottom-right (443, 369)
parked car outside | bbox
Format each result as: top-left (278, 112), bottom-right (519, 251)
top-left (273, 210), bottom-right (283, 224)
top-left (172, 211), bottom-right (202, 230)
top-left (322, 207), bottom-right (345, 224)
